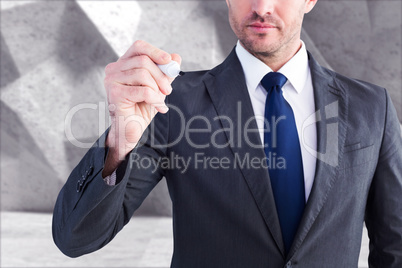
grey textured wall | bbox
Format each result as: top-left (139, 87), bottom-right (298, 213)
top-left (1, 1), bottom-right (401, 215)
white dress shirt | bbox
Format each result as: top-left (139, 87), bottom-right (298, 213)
top-left (235, 40), bottom-right (317, 201)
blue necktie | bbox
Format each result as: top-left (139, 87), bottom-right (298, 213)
top-left (261, 72), bottom-right (305, 255)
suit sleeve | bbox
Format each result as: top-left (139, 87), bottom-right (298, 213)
top-left (52, 109), bottom-right (169, 258)
top-left (365, 90), bottom-right (402, 267)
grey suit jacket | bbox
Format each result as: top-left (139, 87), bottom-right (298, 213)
top-left (53, 48), bottom-right (402, 267)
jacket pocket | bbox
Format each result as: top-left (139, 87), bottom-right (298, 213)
top-left (341, 143), bottom-right (375, 175)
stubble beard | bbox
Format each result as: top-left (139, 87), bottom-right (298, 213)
top-left (230, 11), bottom-right (302, 65)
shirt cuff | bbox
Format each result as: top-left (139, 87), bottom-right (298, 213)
top-left (103, 170), bottom-right (117, 186)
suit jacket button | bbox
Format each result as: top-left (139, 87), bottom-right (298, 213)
top-left (83, 166), bottom-right (94, 180)
top-left (86, 166), bottom-right (94, 176)
top-left (286, 261), bottom-right (292, 268)
top-left (76, 180), bottom-right (83, 192)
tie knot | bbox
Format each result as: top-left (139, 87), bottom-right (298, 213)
top-left (261, 72), bottom-right (288, 92)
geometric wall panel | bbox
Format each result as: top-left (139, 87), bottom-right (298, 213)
top-left (304, 1), bottom-right (402, 119)
top-left (0, 34), bottom-right (20, 88)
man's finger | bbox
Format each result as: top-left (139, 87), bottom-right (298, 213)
top-left (119, 40), bottom-right (171, 65)
top-left (111, 68), bottom-right (160, 92)
top-left (109, 85), bottom-right (167, 109)
top-left (112, 57), bottom-right (172, 95)
top-left (171, 53), bottom-right (182, 66)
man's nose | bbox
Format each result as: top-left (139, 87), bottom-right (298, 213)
top-left (251, 0), bottom-right (275, 16)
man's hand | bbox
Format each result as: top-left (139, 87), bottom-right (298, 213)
top-left (102, 40), bottom-right (181, 177)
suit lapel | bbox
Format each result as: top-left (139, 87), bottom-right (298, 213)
top-left (204, 49), bottom-right (285, 256)
top-left (287, 53), bottom-right (349, 259)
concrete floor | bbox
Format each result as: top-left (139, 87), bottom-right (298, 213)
top-left (1, 212), bottom-right (369, 267)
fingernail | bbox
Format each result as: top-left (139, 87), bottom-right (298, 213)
top-left (167, 85), bottom-right (173, 94)
top-left (158, 104), bottom-right (169, 113)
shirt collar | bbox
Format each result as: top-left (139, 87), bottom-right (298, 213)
top-left (235, 40), bottom-right (309, 94)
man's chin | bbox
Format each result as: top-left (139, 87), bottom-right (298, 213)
top-left (241, 40), bottom-right (279, 56)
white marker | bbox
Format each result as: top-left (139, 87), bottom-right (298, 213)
top-left (157, 61), bottom-right (185, 78)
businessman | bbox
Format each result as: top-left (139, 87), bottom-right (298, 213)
top-left (53, 0), bottom-right (402, 267)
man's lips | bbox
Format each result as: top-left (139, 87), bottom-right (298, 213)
top-left (248, 22), bottom-right (277, 33)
